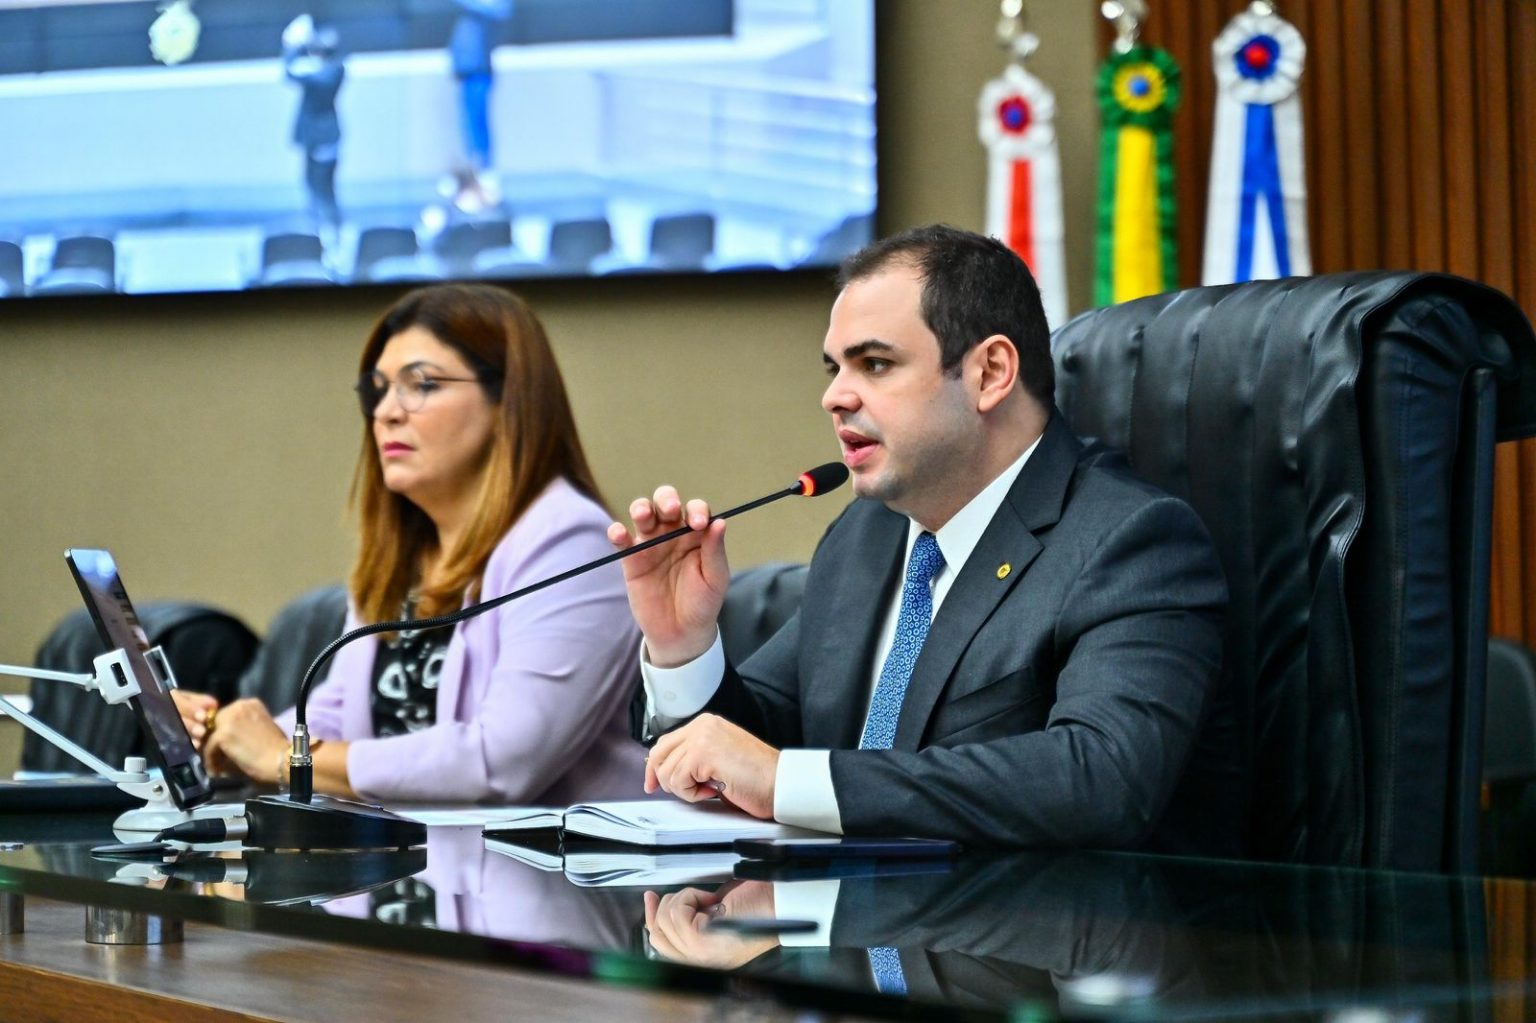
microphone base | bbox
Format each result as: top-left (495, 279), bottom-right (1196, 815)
top-left (244, 794), bottom-right (425, 851)
top-left (239, 847), bottom-right (428, 906)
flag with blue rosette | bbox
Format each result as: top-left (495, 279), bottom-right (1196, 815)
top-left (1202, 7), bottom-right (1311, 284)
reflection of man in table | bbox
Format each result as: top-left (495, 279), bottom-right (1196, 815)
top-left (645, 853), bottom-right (1204, 1011)
top-left (281, 15), bottom-right (344, 252)
top-left (449, 0), bottom-right (513, 206)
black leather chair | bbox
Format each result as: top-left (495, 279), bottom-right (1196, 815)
top-left (1053, 272), bottom-right (1536, 873)
top-left (718, 563), bottom-right (809, 667)
top-left (237, 584), bottom-right (349, 714)
top-left (22, 604), bottom-right (258, 773)
top-left (1481, 637), bottom-right (1536, 875)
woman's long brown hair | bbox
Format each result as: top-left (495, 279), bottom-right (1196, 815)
top-left (348, 283), bottom-right (603, 626)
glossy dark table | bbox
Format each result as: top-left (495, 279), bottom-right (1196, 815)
top-left (1, 811), bottom-right (1533, 1022)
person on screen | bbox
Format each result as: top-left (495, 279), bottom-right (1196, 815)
top-left (448, 0), bottom-right (513, 208)
top-left (609, 224), bottom-right (1231, 851)
top-left (174, 284), bottom-right (644, 803)
top-left (281, 15), bottom-right (345, 253)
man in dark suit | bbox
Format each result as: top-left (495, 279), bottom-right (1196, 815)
top-left (609, 224), bottom-right (1228, 850)
top-left (281, 17), bottom-right (344, 249)
top-left (449, 0), bottom-right (512, 179)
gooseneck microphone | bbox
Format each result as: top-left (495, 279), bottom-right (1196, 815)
top-left (284, 462), bottom-right (850, 803)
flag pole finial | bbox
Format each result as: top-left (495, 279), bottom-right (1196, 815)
top-left (1100, 0), bottom-right (1146, 55)
top-left (997, 0), bottom-right (1039, 67)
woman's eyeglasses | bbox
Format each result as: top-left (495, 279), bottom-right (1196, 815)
top-left (355, 367), bottom-right (485, 418)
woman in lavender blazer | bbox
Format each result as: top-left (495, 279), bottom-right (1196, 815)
top-left (178, 284), bottom-right (645, 804)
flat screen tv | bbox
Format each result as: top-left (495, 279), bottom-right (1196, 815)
top-left (0, 0), bottom-right (876, 297)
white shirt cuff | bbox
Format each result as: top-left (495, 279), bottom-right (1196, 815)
top-left (772, 879), bottom-right (841, 947)
top-left (772, 749), bottom-right (843, 834)
top-left (640, 631), bottom-right (726, 729)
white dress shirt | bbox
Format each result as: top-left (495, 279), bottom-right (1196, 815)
top-left (642, 436), bottom-right (1040, 832)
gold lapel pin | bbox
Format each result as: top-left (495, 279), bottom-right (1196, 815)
top-left (996, 563), bottom-right (1012, 580)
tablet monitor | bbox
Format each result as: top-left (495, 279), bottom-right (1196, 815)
top-left (64, 548), bottom-right (214, 809)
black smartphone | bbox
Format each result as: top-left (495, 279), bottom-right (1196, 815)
top-left (734, 857), bottom-right (957, 882)
top-left (65, 548), bottom-right (214, 810)
top-left (732, 836), bottom-right (960, 861)
top-left (706, 917), bottom-right (819, 935)
top-left (90, 840), bottom-right (174, 859)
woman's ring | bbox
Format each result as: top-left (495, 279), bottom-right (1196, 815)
top-left (204, 706), bottom-right (218, 733)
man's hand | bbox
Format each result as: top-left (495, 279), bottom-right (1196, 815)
top-left (645, 713), bottom-right (779, 819)
top-left (644, 881), bottom-right (780, 969)
top-left (201, 698), bottom-right (287, 783)
top-left (607, 485), bottom-right (730, 668)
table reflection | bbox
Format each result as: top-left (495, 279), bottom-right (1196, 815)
top-left (2, 818), bottom-right (1531, 1021)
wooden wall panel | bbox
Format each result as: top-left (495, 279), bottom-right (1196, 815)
top-left (1512, 2), bottom-right (1536, 643)
top-left (1105, 0), bottom-right (1536, 645)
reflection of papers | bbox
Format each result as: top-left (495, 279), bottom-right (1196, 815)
top-left (387, 805), bottom-right (548, 827)
top-left (484, 837), bottom-right (562, 871)
top-left (484, 837), bottom-right (739, 888)
top-left (564, 849), bottom-right (740, 888)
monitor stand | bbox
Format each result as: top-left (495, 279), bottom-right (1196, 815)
top-left (0, 650), bottom-right (205, 833)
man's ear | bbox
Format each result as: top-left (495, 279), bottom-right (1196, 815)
top-left (972, 334), bottom-right (1020, 413)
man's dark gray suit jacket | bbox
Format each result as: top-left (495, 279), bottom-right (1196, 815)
top-left (643, 412), bottom-right (1229, 851)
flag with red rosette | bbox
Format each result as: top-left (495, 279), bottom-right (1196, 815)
top-left (979, 64), bottom-right (1067, 328)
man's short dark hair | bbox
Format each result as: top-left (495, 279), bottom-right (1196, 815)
top-left (836, 224), bottom-right (1053, 406)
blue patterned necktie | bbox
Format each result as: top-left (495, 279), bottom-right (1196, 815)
top-left (867, 945), bottom-right (908, 995)
top-left (860, 531), bottom-right (944, 751)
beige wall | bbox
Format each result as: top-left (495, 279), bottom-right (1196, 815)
top-left (0, 0), bottom-right (1098, 674)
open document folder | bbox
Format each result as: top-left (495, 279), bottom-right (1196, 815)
top-left (481, 798), bottom-right (829, 847)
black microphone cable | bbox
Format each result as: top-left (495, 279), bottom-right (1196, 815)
top-left (283, 462), bottom-right (850, 803)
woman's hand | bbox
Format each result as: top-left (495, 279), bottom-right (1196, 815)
top-left (201, 698), bottom-right (288, 784)
top-left (171, 688), bottom-right (219, 746)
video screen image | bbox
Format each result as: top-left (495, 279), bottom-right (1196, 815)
top-left (0, 0), bottom-right (876, 297)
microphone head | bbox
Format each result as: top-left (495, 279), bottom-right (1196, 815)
top-left (796, 462), bottom-right (850, 497)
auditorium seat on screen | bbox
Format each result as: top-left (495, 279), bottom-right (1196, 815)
top-left (31, 235), bottom-right (115, 295)
top-left (476, 217), bottom-right (616, 279)
top-left (546, 217), bottom-right (614, 272)
top-left (647, 212), bottom-right (715, 271)
top-left (256, 232), bottom-right (333, 288)
top-left (798, 211), bottom-right (874, 268)
top-left (1052, 271), bottom-right (1536, 873)
top-left (353, 227), bottom-right (442, 285)
top-left (433, 218), bottom-right (513, 278)
top-left (0, 241), bottom-right (23, 297)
